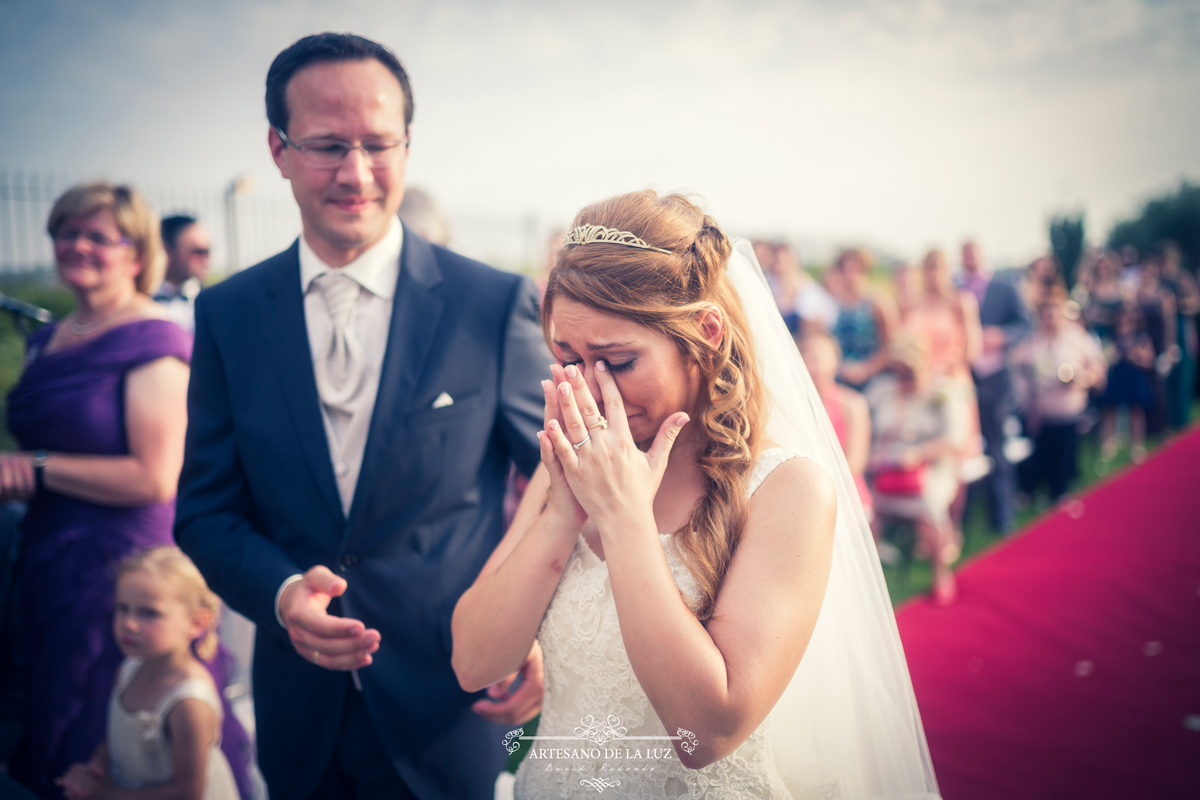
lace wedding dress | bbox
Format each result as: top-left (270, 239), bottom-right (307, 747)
top-left (514, 448), bottom-right (825, 800)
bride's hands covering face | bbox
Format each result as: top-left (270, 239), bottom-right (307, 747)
top-left (537, 374), bottom-right (588, 532)
top-left (543, 360), bottom-right (689, 530)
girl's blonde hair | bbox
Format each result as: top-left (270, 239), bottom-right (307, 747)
top-left (118, 546), bottom-right (220, 661)
top-left (46, 181), bottom-right (166, 295)
top-left (543, 190), bottom-right (765, 621)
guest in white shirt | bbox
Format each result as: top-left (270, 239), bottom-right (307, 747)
top-left (1012, 293), bottom-right (1106, 502)
top-left (155, 215), bottom-right (211, 333)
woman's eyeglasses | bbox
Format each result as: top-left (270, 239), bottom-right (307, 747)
top-left (53, 229), bottom-right (131, 249)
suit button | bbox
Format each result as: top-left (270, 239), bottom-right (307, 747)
top-left (340, 554), bottom-right (358, 571)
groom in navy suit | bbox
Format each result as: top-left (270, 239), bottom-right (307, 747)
top-left (176, 33), bottom-right (548, 800)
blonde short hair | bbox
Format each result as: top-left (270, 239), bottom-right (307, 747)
top-left (46, 182), bottom-right (166, 295)
top-left (118, 546), bottom-right (221, 660)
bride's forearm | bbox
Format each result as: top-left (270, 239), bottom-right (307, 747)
top-left (451, 512), bottom-right (578, 692)
top-left (602, 522), bottom-right (742, 768)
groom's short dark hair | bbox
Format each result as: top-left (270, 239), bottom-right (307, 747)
top-left (266, 32), bottom-right (414, 135)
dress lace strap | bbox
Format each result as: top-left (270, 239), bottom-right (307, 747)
top-left (748, 447), bottom-right (800, 496)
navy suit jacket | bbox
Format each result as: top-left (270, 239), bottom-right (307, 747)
top-left (973, 271), bottom-right (1034, 402)
top-left (175, 227), bottom-right (549, 800)
top-left (977, 270), bottom-right (1033, 346)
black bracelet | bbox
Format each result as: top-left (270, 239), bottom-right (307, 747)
top-left (32, 449), bottom-right (48, 493)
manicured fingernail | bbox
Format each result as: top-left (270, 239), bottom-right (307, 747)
top-left (559, 382), bottom-right (570, 396)
top-left (596, 360), bottom-right (607, 372)
top-left (549, 420), bottom-right (559, 431)
top-left (565, 365), bottom-right (577, 378)
top-left (677, 415), bottom-right (689, 426)
top-left (541, 380), bottom-right (551, 391)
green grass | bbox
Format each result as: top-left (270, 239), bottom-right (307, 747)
top-left (0, 273), bottom-right (74, 450)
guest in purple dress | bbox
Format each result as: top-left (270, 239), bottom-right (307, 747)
top-left (1, 183), bottom-right (248, 799)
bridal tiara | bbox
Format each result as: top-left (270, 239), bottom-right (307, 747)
top-left (562, 224), bottom-right (672, 255)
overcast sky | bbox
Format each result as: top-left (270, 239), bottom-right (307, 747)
top-left (2, 0), bottom-right (1198, 265)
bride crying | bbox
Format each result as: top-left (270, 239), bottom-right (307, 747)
top-left (452, 191), bottom-right (939, 799)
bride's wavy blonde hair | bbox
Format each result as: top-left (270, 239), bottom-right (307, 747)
top-left (542, 190), bottom-right (765, 621)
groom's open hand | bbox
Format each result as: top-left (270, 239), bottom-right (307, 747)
top-left (471, 641), bottom-right (544, 725)
top-left (280, 565), bottom-right (381, 670)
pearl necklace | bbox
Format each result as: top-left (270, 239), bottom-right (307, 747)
top-left (68, 300), bottom-right (133, 336)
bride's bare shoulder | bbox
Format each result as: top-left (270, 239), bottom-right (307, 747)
top-left (746, 456), bottom-right (837, 546)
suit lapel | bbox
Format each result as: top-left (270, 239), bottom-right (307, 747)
top-left (259, 242), bottom-right (344, 524)
top-left (347, 226), bottom-right (445, 529)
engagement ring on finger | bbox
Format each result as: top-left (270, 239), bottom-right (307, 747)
top-left (572, 433), bottom-right (591, 450)
top-left (587, 416), bottom-right (608, 431)
top-left (312, 650), bottom-right (320, 664)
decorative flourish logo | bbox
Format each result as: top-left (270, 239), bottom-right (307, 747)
top-left (573, 715), bottom-right (628, 745)
top-left (578, 777), bottom-right (622, 793)
top-left (500, 713), bottom-right (699, 770)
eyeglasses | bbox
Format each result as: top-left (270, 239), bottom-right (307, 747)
top-left (53, 229), bottom-right (131, 249)
top-left (277, 128), bottom-right (407, 168)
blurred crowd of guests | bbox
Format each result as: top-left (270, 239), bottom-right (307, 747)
top-left (758, 238), bottom-right (1198, 605)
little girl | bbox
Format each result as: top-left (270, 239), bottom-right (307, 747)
top-left (57, 547), bottom-right (239, 800)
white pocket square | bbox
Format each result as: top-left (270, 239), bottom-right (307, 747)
top-left (431, 392), bottom-right (454, 409)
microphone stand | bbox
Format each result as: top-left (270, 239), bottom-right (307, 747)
top-left (0, 293), bottom-right (55, 339)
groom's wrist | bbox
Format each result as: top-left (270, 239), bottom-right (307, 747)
top-left (275, 574), bottom-right (304, 629)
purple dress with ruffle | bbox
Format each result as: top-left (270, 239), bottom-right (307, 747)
top-left (7, 320), bottom-right (249, 800)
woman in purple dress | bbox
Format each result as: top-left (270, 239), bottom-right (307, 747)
top-left (0, 184), bottom-right (247, 799)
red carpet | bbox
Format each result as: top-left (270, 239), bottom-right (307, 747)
top-left (896, 429), bottom-right (1200, 799)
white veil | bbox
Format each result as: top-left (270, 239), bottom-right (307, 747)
top-left (726, 239), bottom-right (941, 799)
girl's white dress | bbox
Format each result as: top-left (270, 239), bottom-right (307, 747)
top-left (107, 658), bottom-right (239, 800)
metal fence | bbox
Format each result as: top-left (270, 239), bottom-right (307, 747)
top-left (0, 168), bottom-right (547, 276)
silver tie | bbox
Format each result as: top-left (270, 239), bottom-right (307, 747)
top-left (312, 272), bottom-right (367, 422)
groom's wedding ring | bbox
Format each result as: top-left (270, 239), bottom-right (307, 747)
top-left (312, 650), bottom-right (320, 664)
top-left (587, 416), bottom-right (608, 431)
top-left (572, 433), bottom-right (591, 450)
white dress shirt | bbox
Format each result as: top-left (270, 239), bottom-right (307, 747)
top-left (275, 218), bottom-right (402, 637)
top-left (153, 277), bottom-right (202, 334)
